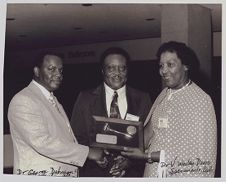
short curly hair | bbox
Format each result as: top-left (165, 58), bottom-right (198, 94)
top-left (100, 47), bottom-right (130, 69)
top-left (156, 41), bottom-right (200, 77)
top-left (33, 51), bottom-right (63, 68)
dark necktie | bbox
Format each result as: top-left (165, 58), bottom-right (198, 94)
top-left (110, 91), bottom-right (121, 119)
top-left (106, 91), bottom-right (126, 176)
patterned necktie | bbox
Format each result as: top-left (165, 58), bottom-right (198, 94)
top-left (110, 91), bottom-right (121, 119)
top-left (49, 93), bottom-right (61, 113)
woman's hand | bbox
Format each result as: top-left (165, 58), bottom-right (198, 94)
top-left (121, 147), bottom-right (147, 160)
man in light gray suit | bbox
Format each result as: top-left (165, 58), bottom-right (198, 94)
top-left (7, 53), bottom-right (106, 177)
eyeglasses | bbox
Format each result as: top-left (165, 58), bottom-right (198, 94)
top-left (104, 65), bottom-right (127, 73)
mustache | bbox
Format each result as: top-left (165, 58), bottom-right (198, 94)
top-left (52, 77), bottom-right (63, 81)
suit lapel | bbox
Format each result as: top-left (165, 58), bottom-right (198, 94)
top-left (91, 84), bottom-right (108, 117)
top-left (126, 86), bottom-right (136, 117)
top-left (28, 82), bottom-right (51, 108)
top-left (28, 82), bottom-right (63, 120)
top-left (28, 82), bottom-right (75, 141)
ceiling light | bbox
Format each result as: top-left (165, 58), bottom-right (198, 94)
top-left (146, 18), bottom-right (155, 21)
top-left (74, 27), bottom-right (83, 30)
top-left (82, 4), bottom-right (93, 7)
top-left (7, 18), bottom-right (15, 21)
top-left (99, 31), bottom-right (108, 34)
top-left (19, 34), bottom-right (27, 38)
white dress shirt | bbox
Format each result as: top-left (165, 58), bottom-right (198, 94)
top-left (32, 80), bottom-right (53, 100)
top-left (104, 83), bottom-right (127, 119)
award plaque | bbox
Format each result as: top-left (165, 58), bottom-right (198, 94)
top-left (90, 115), bottom-right (144, 151)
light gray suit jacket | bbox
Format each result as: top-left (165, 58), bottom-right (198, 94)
top-left (8, 81), bottom-right (89, 177)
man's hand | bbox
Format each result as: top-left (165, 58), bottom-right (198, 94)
top-left (88, 147), bottom-right (104, 161)
top-left (96, 156), bottom-right (108, 168)
top-left (121, 147), bottom-right (147, 160)
top-left (109, 155), bottom-right (130, 177)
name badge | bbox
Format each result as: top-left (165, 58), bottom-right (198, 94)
top-left (125, 113), bottom-right (140, 121)
top-left (158, 117), bottom-right (169, 128)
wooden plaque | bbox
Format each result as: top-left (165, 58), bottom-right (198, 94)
top-left (90, 115), bottom-right (144, 151)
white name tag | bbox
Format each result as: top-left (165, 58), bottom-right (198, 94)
top-left (96, 134), bottom-right (117, 144)
top-left (125, 113), bottom-right (140, 121)
top-left (158, 117), bottom-right (169, 128)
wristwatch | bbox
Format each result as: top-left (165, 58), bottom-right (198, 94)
top-left (145, 152), bottom-right (153, 163)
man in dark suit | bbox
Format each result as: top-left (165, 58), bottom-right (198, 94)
top-left (70, 47), bottom-right (152, 177)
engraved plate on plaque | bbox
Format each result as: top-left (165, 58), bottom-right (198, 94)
top-left (96, 133), bottom-right (117, 144)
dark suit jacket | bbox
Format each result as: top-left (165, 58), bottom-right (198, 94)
top-left (70, 84), bottom-right (152, 177)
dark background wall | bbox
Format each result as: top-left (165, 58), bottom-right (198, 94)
top-left (3, 58), bottom-right (221, 177)
top-left (4, 59), bottom-right (162, 128)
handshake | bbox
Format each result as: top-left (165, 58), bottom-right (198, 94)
top-left (87, 148), bottom-right (129, 177)
top-left (87, 148), bottom-right (108, 168)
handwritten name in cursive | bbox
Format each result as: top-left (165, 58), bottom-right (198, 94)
top-left (17, 169), bottom-right (48, 176)
top-left (159, 156), bottom-right (213, 176)
top-left (50, 167), bottom-right (74, 177)
top-left (17, 167), bottom-right (76, 177)
top-left (168, 165), bottom-right (213, 176)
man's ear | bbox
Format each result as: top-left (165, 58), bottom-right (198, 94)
top-left (33, 67), bottom-right (40, 77)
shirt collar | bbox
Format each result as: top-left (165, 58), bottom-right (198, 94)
top-left (32, 80), bottom-right (52, 100)
top-left (104, 82), bottom-right (126, 97)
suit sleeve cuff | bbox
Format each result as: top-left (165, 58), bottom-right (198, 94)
top-left (71, 145), bottom-right (89, 167)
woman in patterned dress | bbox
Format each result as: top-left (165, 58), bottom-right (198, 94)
top-left (121, 41), bottom-right (217, 177)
